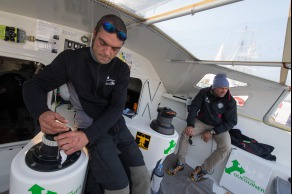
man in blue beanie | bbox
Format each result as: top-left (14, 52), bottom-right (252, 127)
top-left (168, 74), bottom-right (237, 181)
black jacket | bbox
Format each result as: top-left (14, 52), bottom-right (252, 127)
top-left (187, 87), bottom-right (237, 134)
top-left (229, 129), bottom-right (276, 161)
top-left (23, 47), bottom-right (130, 144)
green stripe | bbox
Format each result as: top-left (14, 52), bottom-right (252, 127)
top-left (0, 25), bottom-right (6, 40)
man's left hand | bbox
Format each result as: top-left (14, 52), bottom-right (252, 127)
top-left (201, 131), bottom-right (213, 143)
top-left (54, 131), bottom-right (89, 155)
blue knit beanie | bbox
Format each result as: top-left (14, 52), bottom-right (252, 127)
top-left (212, 74), bottom-right (229, 89)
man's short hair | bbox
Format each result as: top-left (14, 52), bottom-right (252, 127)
top-left (95, 14), bottom-right (127, 35)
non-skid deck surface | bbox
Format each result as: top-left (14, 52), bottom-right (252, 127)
top-left (158, 154), bottom-right (216, 194)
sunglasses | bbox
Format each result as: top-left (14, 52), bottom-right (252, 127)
top-left (103, 22), bottom-right (127, 41)
top-left (189, 136), bottom-right (195, 146)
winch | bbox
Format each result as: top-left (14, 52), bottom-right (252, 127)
top-left (25, 133), bottom-right (81, 172)
top-left (150, 107), bottom-right (177, 135)
top-left (10, 132), bottom-right (88, 194)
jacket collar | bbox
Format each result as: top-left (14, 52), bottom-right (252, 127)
top-left (90, 46), bottom-right (99, 63)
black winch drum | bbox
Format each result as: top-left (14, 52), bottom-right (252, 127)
top-left (150, 107), bottom-right (177, 135)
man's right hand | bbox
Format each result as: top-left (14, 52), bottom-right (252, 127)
top-left (39, 111), bottom-right (69, 134)
top-left (184, 126), bottom-right (194, 136)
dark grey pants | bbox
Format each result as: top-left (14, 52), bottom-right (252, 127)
top-left (85, 118), bottom-right (146, 193)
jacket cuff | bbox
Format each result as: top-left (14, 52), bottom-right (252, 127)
top-left (80, 127), bottom-right (97, 146)
top-left (33, 107), bottom-right (51, 122)
top-left (187, 123), bottom-right (195, 128)
top-left (213, 128), bottom-right (220, 134)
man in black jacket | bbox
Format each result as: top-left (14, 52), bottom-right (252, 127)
top-left (167, 74), bottom-right (237, 182)
top-left (23, 15), bottom-right (150, 194)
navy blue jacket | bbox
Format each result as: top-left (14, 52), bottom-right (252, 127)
top-left (23, 47), bottom-right (130, 144)
top-left (187, 87), bottom-right (237, 134)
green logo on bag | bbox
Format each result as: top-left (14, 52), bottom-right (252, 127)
top-left (225, 160), bottom-right (265, 193)
top-left (225, 160), bottom-right (245, 175)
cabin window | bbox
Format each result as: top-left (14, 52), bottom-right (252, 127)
top-left (124, 77), bottom-right (142, 118)
top-left (0, 56), bottom-right (42, 144)
top-left (196, 74), bottom-right (248, 88)
top-left (233, 95), bottom-right (249, 107)
top-left (267, 91), bottom-right (291, 131)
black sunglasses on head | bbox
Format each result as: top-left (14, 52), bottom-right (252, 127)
top-left (103, 22), bottom-right (127, 41)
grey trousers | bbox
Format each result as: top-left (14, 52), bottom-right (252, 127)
top-left (177, 119), bottom-right (231, 172)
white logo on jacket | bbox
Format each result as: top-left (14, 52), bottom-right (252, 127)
top-left (205, 97), bottom-right (211, 104)
top-left (106, 76), bottom-right (116, 86)
top-left (218, 102), bottom-right (224, 109)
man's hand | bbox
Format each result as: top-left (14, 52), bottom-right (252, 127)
top-left (54, 131), bottom-right (89, 155)
top-left (201, 131), bottom-right (213, 143)
top-left (39, 111), bottom-right (69, 134)
top-left (184, 126), bottom-right (194, 136)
